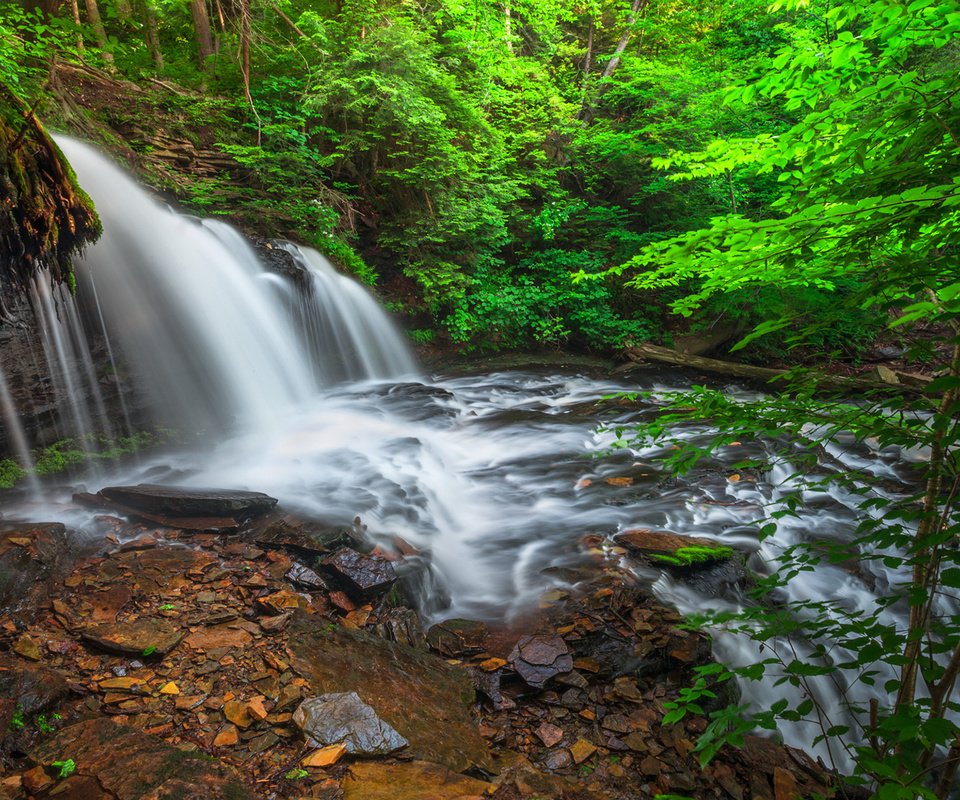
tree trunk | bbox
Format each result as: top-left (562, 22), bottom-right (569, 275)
top-left (238, 0), bottom-right (261, 144)
top-left (504, 0), bottom-right (513, 54)
top-left (623, 343), bottom-right (930, 395)
top-left (69, 0), bottom-right (84, 51)
top-left (114, 0), bottom-right (132, 22)
top-left (602, 0), bottom-right (647, 78)
top-left (138, 0), bottom-right (163, 68)
top-left (190, 0), bottom-right (214, 69)
top-left (83, 0), bottom-right (114, 63)
top-left (583, 18), bottom-right (594, 81)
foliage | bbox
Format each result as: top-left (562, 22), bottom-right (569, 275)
top-left (447, 249), bottom-right (657, 351)
top-left (609, 0), bottom-right (960, 795)
top-left (0, 459), bottom-right (26, 490)
top-left (51, 759), bottom-right (75, 779)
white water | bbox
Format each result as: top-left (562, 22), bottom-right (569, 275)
top-left (0, 138), bottom-right (938, 774)
top-left (56, 136), bottom-right (416, 434)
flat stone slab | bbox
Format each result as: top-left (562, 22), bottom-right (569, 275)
top-left (342, 760), bottom-right (494, 800)
top-left (80, 618), bottom-right (184, 657)
top-left (294, 692), bottom-right (408, 755)
top-left (287, 612), bottom-right (491, 773)
top-left (97, 484), bottom-right (278, 518)
top-left (508, 634), bottom-right (573, 689)
top-left (31, 717), bottom-right (253, 799)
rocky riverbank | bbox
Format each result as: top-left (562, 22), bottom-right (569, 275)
top-left (0, 486), bottom-right (834, 799)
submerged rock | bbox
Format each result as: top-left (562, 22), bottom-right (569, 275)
top-left (294, 691), bottom-right (408, 755)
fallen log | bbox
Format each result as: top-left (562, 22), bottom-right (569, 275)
top-left (622, 343), bottom-right (932, 396)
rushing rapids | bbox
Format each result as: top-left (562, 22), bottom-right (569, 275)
top-left (0, 139), bottom-right (937, 773)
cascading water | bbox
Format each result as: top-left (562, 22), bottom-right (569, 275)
top-left (0, 137), bottom-right (932, 773)
top-left (56, 135), bottom-right (417, 435)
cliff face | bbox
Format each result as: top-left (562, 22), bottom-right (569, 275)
top-left (0, 80), bottom-right (100, 315)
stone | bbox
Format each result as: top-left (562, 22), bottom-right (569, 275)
top-left (223, 700), bottom-right (253, 728)
top-left (249, 513), bottom-right (356, 556)
top-left (0, 523), bottom-right (73, 624)
top-left (183, 624), bottom-right (253, 650)
top-left (508, 635), bottom-right (573, 688)
top-left (213, 725), bottom-right (239, 747)
top-left (301, 743), bottom-right (347, 768)
top-left (287, 613), bottom-right (491, 772)
top-left (285, 562), bottom-right (328, 591)
top-left (31, 717), bottom-right (252, 799)
top-left (22, 766), bottom-right (54, 794)
top-left (13, 634), bottom-right (42, 661)
top-left (293, 692), bottom-right (408, 755)
top-left (321, 548), bottom-right (397, 599)
top-left (536, 722), bottom-right (564, 747)
top-left (426, 619), bottom-right (489, 657)
top-left (98, 484), bottom-right (278, 519)
top-left (615, 528), bottom-right (732, 567)
top-left (80, 619), bottom-right (184, 658)
top-left (0, 656), bottom-right (70, 733)
top-left (569, 738), bottom-right (598, 764)
top-left (341, 760), bottom-right (493, 800)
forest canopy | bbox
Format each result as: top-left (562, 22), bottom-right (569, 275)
top-left (0, 0), bottom-right (897, 358)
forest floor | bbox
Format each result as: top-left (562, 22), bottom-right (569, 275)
top-left (0, 487), bottom-right (837, 800)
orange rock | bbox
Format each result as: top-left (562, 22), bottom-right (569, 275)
top-left (223, 700), bottom-right (253, 728)
top-left (479, 657), bottom-right (507, 672)
top-left (301, 743), bottom-right (347, 768)
top-left (22, 766), bottom-right (54, 794)
top-left (213, 725), bottom-right (239, 747)
top-left (159, 681), bottom-right (180, 695)
top-left (569, 738), bottom-right (597, 765)
top-left (247, 696), bottom-right (270, 720)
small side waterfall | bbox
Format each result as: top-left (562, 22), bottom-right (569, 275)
top-left (54, 135), bottom-right (417, 435)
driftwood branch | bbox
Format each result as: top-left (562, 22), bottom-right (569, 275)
top-left (622, 343), bottom-right (932, 396)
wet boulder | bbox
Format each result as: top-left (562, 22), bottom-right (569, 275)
top-left (508, 635), bottom-right (573, 689)
top-left (616, 528), bottom-right (733, 568)
top-left (98, 483), bottom-right (278, 517)
top-left (246, 511), bottom-right (359, 556)
top-left (294, 692), bottom-right (408, 755)
top-left (321, 547), bottom-right (397, 600)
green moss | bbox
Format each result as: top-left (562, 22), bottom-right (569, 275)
top-left (648, 544), bottom-right (733, 567)
top-left (0, 459), bottom-right (27, 489)
top-left (1, 430), bottom-right (170, 487)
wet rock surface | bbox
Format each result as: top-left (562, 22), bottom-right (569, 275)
top-left (98, 484), bottom-right (279, 518)
top-left (320, 547), bottom-right (397, 599)
top-left (31, 717), bottom-right (252, 799)
top-left (0, 524), bottom-right (74, 623)
top-left (0, 509), bottom-right (837, 800)
top-left (286, 611), bottom-right (492, 773)
top-left (294, 692), bottom-right (408, 755)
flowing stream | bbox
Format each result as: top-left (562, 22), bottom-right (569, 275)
top-left (1, 138), bottom-right (932, 773)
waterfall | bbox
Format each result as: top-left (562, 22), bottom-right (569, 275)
top-left (54, 135), bottom-right (418, 436)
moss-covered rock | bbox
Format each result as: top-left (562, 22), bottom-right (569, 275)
top-left (0, 80), bottom-right (100, 306)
